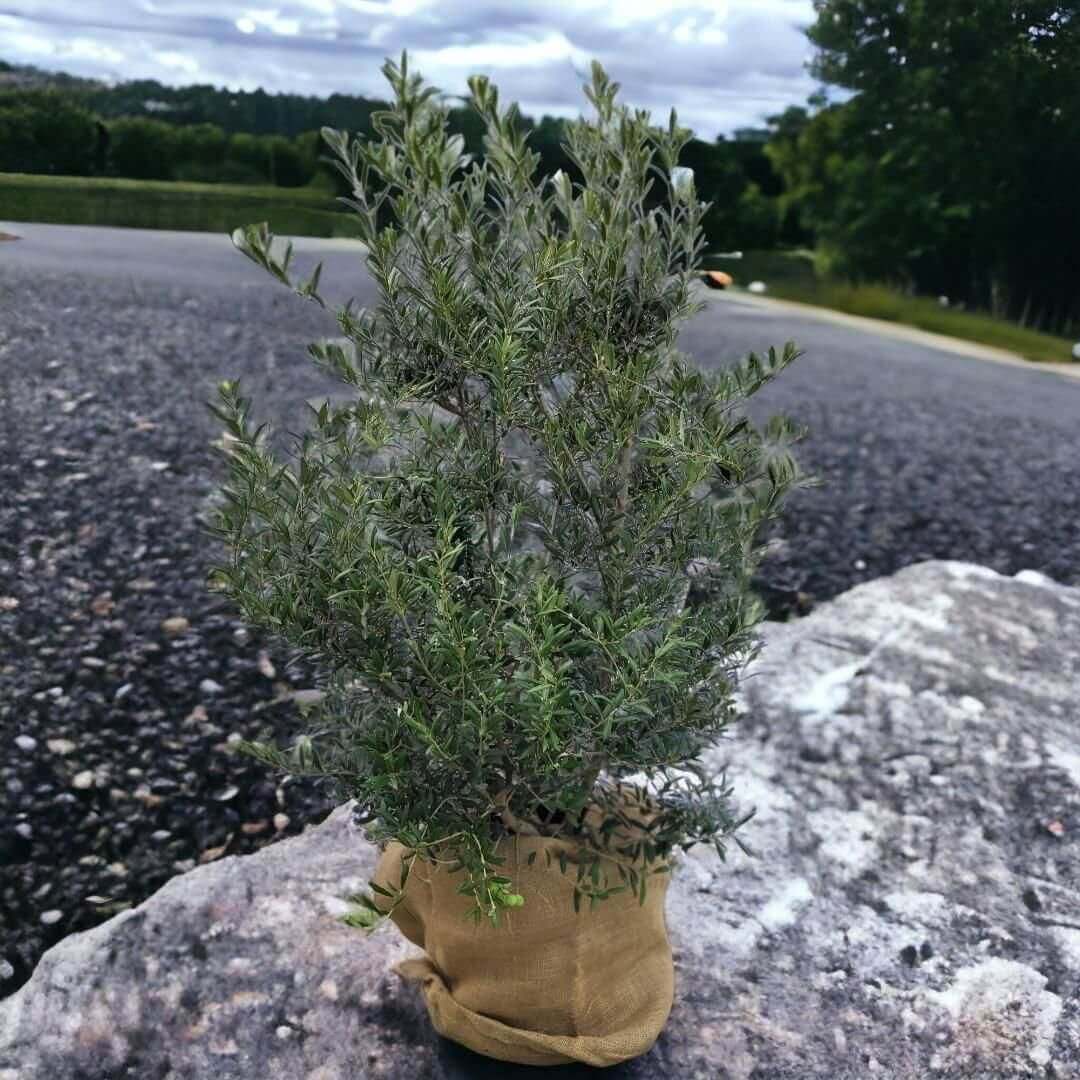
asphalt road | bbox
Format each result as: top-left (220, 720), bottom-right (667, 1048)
top-left (4, 220), bottom-right (1078, 409)
top-left (4, 220), bottom-right (1079, 601)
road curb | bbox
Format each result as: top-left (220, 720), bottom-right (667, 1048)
top-left (710, 288), bottom-right (1080, 381)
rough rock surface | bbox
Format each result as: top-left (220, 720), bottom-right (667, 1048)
top-left (2, 560), bottom-right (1078, 1079)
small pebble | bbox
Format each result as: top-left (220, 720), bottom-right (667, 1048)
top-left (15, 735), bottom-right (37, 752)
top-left (72, 770), bottom-right (95, 790)
top-left (90, 594), bottom-right (115, 616)
top-left (199, 678), bottom-right (225, 695)
top-left (47, 738), bottom-right (77, 755)
top-left (114, 683), bottom-right (133, 702)
top-left (0, 959), bottom-right (14, 980)
top-left (161, 616), bottom-right (190, 636)
top-left (14, 823), bottom-right (33, 840)
top-left (273, 813), bottom-right (290, 832)
top-left (39, 910), bottom-right (63, 926)
top-left (150, 830), bottom-right (172, 842)
top-left (184, 704), bottom-right (209, 726)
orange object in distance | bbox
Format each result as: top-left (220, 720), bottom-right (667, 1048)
top-left (702, 270), bottom-right (733, 289)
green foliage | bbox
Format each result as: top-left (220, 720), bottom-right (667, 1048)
top-left (0, 173), bottom-right (360, 236)
top-left (774, 1), bottom-right (1080, 335)
top-left (2, 60), bottom-right (793, 250)
top-left (709, 248), bottom-right (1074, 364)
top-left (77, 77), bottom-right (387, 138)
top-left (0, 89), bottom-right (98, 176)
top-left (108, 117), bottom-right (179, 180)
top-left (171, 123), bottom-right (228, 183)
top-left (209, 55), bottom-right (810, 925)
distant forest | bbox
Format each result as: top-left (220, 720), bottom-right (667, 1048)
top-left (0, 60), bottom-right (801, 253)
top-left (5, 0), bottom-right (1077, 340)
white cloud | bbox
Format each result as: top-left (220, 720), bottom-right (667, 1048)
top-left (0, 1), bottom-right (818, 138)
top-left (153, 49), bottom-right (202, 75)
top-left (415, 31), bottom-right (587, 71)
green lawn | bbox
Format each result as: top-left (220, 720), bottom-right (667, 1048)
top-left (0, 173), bottom-right (360, 238)
top-left (705, 249), bottom-right (1077, 366)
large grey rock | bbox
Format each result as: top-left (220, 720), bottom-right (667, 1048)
top-left (2, 560), bottom-right (1078, 1079)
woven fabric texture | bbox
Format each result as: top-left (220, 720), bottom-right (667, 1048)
top-left (373, 831), bottom-right (674, 1067)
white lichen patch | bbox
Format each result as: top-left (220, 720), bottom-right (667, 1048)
top-left (945, 562), bottom-right (1001, 581)
top-left (1051, 746), bottom-right (1080, 788)
top-left (319, 894), bottom-right (356, 918)
top-left (927, 958), bottom-right (1062, 1070)
top-left (250, 895), bottom-right (300, 929)
top-left (883, 890), bottom-right (951, 925)
top-left (981, 664), bottom-right (1019, 686)
top-left (875, 597), bottom-right (951, 633)
top-left (807, 808), bottom-right (880, 879)
top-left (957, 695), bottom-right (986, 716)
top-left (1014, 569), bottom-right (1059, 589)
top-left (889, 639), bottom-right (959, 669)
top-left (863, 675), bottom-right (913, 699)
top-left (792, 659), bottom-right (864, 718)
top-left (1050, 927), bottom-right (1080, 972)
top-left (758, 878), bottom-right (814, 930)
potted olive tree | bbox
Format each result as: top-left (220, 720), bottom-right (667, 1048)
top-left (210, 54), bottom-right (809, 1068)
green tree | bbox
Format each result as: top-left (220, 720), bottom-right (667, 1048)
top-left (107, 117), bottom-right (179, 180)
top-left (223, 131), bottom-right (271, 184)
top-left (212, 56), bottom-right (810, 923)
top-left (172, 122), bottom-right (228, 183)
top-left (0, 90), bottom-right (97, 175)
top-left (792, 1), bottom-right (1080, 330)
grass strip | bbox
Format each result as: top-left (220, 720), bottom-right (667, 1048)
top-left (0, 173), bottom-right (360, 239)
top-left (707, 249), bottom-right (1076, 366)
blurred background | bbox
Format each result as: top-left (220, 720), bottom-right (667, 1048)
top-left (3, 1), bottom-right (1077, 345)
top-left (2, 0), bottom-right (1078, 1004)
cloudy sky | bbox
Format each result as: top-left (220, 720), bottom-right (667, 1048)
top-left (1, 1), bottom-right (819, 138)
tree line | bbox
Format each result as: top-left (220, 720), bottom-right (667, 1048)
top-left (0, 74), bottom-right (799, 252)
top-left (767, 0), bottom-right (1079, 336)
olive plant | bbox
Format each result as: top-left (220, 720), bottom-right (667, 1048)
top-left (209, 54), bottom-right (811, 925)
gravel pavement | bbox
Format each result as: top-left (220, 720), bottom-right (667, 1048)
top-left (2, 224), bottom-right (1078, 1000)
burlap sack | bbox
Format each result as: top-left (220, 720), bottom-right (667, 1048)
top-left (372, 828), bottom-right (674, 1067)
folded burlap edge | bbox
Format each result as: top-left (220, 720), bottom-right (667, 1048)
top-left (394, 955), bottom-right (663, 1068)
